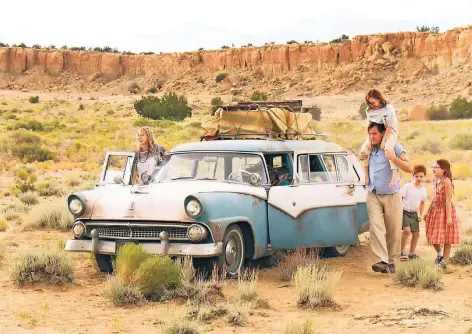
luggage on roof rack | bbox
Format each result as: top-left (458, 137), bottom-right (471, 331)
top-left (201, 104), bottom-right (326, 141)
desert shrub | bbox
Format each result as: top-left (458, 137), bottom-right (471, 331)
top-left (147, 87), bottom-right (158, 94)
top-left (450, 244), bottom-right (472, 266)
top-left (330, 34), bottom-right (349, 43)
top-left (0, 219), bottom-right (7, 232)
top-left (78, 103), bottom-right (84, 110)
top-left (428, 104), bottom-right (450, 120)
top-left (10, 249), bottom-right (74, 287)
top-left (305, 105), bottom-right (322, 121)
top-left (237, 268), bottom-right (258, 302)
top-left (164, 314), bottom-right (200, 334)
top-left (133, 256), bottom-right (181, 298)
top-left (465, 228), bottom-right (472, 236)
top-left (115, 243), bottom-right (152, 283)
top-left (65, 173), bottom-right (82, 187)
top-left (128, 82), bottom-right (141, 94)
top-left (420, 141), bottom-right (442, 154)
top-left (417, 25), bottom-right (440, 33)
top-left (134, 92), bottom-right (192, 121)
top-left (287, 40), bottom-right (298, 44)
top-left (19, 191), bottom-right (39, 206)
top-left (278, 249), bottom-right (318, 281)
top-left (215, 73), bottom-right (227, 83)
top-left (211, 97), bottom-right (223, 106)
top-left (23, 201), bottom-right (73, 230)
top-left (226, 303), bottom-right (249, 326)
top-left (9, 120), bottom-right (44, 131)
top-left (28, 96), bottom-right (39, 104)
top-left (449, 97), bottom-right (472, 119)
top-left (192, 303), bottom-right (229, 322)
top-left (36, 180), bottom-right (62, 197)
top-left (250, 90), bottom-right (268, 101)
top-left (3, 208), bottom-right (21, 221)
top-left (294, 261), bottom-right (341, 308)
top-left (11, 145), bottom-right (55, 162)
top-left (11, 130), bottom-right (41, 145)
top-left (197, 79), bottom-right (205, 84)
top-left (452, 163), bottom-right (471, 180)
top-left (255, 298), bottom-right (270, 309)
top-left (394, 259), bottom-right (442, 290)
top-left (358, 102), bottom-right (367, 119)
top-left (449, 133), bottom-right (472, 150)
top-left (283, 320), bottom-right (314, 334)
top-left (104, 276), bottom-right (143, 306)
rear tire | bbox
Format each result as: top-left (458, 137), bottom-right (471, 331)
top-left (95, 254), bottom-right (114, 273)
top-left (320, 245), bottom-right (350, 258)
top-left (216, 225), bottom-right (245, 278)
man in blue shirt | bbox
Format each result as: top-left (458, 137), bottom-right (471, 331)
top-left (360, 122), bottom-right (413, 274)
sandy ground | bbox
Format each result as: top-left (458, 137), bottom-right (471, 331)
top-left (1, 216), bottom-right (471, 334)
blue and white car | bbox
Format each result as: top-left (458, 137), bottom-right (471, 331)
top-left (65, 139), bottom-right (369, 277)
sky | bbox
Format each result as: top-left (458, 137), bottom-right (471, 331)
top-left (0, 0), bottom-right (471, 53)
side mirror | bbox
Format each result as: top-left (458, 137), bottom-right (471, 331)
top-left (114, 175), bottom-right (124, 185)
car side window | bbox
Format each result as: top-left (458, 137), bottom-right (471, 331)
top-left (335, 155), bottom-right (349, 183)
top-left (298, 154), bottom-right (332, 183)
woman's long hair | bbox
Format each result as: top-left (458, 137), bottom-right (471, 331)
top-left (136, 126), bottom-right (155, 153)
top-left (365, 89), bottom-right (388, 108)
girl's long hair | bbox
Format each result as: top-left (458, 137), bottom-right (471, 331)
top-left (436, 159), bottom-right (454, 192)
top-left (136, 126), bottom-right (155, 152)
top-left (365, 89), bottom-right (388, 108)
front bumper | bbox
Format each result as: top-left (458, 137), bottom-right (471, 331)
top-left (65, 239), bottom-right (223, 257)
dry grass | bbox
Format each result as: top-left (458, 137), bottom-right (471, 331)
top-left (450, 240), bottom-right (472, 266)
top-left (22, 200), bottom-right (73, 230)
top-left (161, 308), bottom-right (200, 334)
top-left (19, 191), bottom-right (39, 206)
top-left (294, 261), bottom-right (342, 309)
top-left (278, 249), bottom-right (318, 281)
top-left (394, 259), bottom-right (443, 290)
top-left (10, 248), bottom-right (74, 287)
top-left (0, 219), bottom-right (7, 232)
top-left (104, 276), bottom-right (143, 307)
top-left (64, 172), bottom-right (82, 187)
top-left (226, 302), bottom-right (249, 326)
top-left (237, 268), bottom-right (258, 302)
top-left (255, 298), bottom-right (271, 309)
top-left (283, 320), bottom-right (314, 334)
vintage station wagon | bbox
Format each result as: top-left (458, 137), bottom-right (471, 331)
top-left (65, 138), bottom-right (369, 277)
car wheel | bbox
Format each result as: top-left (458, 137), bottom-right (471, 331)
top-left (95, 254), bottom-right (114, 273)
top-left (320, 245), bottom-right (350, 258)
top-left (219, 225), bottom-right (245, 278)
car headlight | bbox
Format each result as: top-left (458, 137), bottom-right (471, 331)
top-left (69, 198), bottom-right (84, 215)
top-left (185, 199), bottom-right (202, 217)
top-left (72, 221), bottom-right (86, 238)
top-left (187, 224), bottom-right (208, 242)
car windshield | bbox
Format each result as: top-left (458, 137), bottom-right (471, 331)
top-left (153, 152), bottom-right (268, 185)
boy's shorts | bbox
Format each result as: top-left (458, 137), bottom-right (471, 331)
top-left (402, 210), bottom-right (419, 232)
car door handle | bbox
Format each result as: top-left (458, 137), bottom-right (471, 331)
top-left (336, 184), bottom-right (355, 189)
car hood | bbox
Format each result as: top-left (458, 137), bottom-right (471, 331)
top-left (89, 180), bottom-right (268, 221)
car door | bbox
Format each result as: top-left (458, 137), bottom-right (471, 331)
top-left (267, 152), bottom-right (358, 249)
top-left (346, 152), bottom-right (369, 233)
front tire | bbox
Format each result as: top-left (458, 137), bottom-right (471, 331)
top-left (95, 254), bottom-right (114, 273)
top-left (320, 245), bottom-right (350, 258)
top-left (218, 225), bottom-right (245, 278)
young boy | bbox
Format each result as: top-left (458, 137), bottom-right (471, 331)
top-left (400, 165), bottom-right (428, 261)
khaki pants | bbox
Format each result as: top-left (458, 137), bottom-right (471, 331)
top-left (360, 132), bottom-right (398, 169)
top-left (367, 191), bottom-right (402, 264)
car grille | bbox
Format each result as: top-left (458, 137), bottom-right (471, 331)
top-left (85, 224), bottom-right (189, 241)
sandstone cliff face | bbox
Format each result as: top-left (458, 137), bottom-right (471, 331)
top-left (0, 26), bottom-right (471, 79)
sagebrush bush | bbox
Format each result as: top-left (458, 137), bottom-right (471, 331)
top-left (428, 104), bottom-right (450, 120)
top-left (358, 102), bottom-right (367, 120)
top-left (104, 276), bottom-right (143, 306)
top-left (10, 249), bottom-right (74, 287)
top-left (19, 191), bottom-right (39, 206)
top-left (28, 96), bottom-right (39, 104)
top-left (215, 73), bottom-right (227, 83)
top-left (134, 92), bottom-right (192, 121)
top-left (211, 97), bottom-right (223, 106)
top-left (237, 268), bottom-right (258, 302)
top-left (450, 244), bottom-right (472, 266)
top-left (9, 120), bottom-right (44, 131)
top-left (450, 133), bottom-right (472, 150)
top-left (283, 321), bottom-right (314, 334)
top-left (394, 259), bottom-right (442, 290)
top-left (23, 201), bottom-right (73, 230)
top-left (148, 87), bottom-right (158, 94)
top-left (226, 303), bottom-right (249, 326)
top-left (133, 256), bottom-right (181, 298)
top-left (449, 97), bottom-right (472, 119)
top-left (116, 243), bottom-right (152, 283)
top-left (36, 180), bottom-right (63, 197)
top-left (294, 261), bottom-right (341, 308)
top-left (11, 145), bottom-right (55, 162)
top-left (250, 90), bottom-right (268, 101)
top-left (164, 313), bottom-right (200, 334)
top-left (278, 249), bottom-right (318, 281)
top-left (0, 219), bottom-right (7, 231)
top-left (305, 105), bottom-right (322, 121)
top-left (65, 173), bottom-right (82, 187)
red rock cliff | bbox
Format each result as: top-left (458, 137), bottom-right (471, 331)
top-left (0, 26), bottom-right (471, 80)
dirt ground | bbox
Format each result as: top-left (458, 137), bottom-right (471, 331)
top-left (1, 215), bottom-right (471, 334)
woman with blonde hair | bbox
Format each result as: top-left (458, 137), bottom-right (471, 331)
top-left (360, 89), bottom-right (399, 187)
top-left (133, 126), bottom-right (167, 184)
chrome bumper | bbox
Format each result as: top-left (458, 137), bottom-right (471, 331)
top-left (65, 239), bottom-right (223, 258)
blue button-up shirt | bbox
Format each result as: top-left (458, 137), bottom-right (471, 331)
top-left (367, 143), bottom-right (405, 195)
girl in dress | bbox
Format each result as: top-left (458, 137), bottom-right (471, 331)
top-left (133, 126), bottom-right (167, 184)
top-left (424, 159), bottom-right (460, 269)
